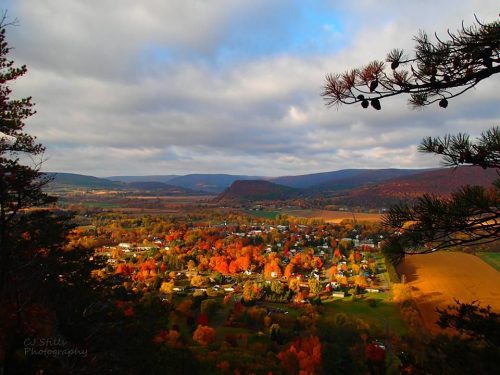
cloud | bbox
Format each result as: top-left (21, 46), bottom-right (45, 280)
top-left (4, 0), bottom-right (500, 176)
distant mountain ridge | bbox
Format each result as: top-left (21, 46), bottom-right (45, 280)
top-left (331, 166), bottom-right (499, 207)
top-left (214, 167), bottom-right (498, 205)
top-left (125, 181), bottom-right (200, 195)
top-left (44, 167), bottom-right (497, 207)
top-left (107, 175), bottom-right (179, 183)
top-left (156, 174), bottom-right (263, 193)
top-left (46, 172), bottom-right (122, 189)
top-left (104, 169), bottom-right (433, 193)
top-left (45, 173), bottom-right (197, 195)
top-left (269, 168), bottom-right (432, 189)
top-left (303, 169), bottom-right (435, 192)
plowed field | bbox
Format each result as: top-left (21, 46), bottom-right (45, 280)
top-left (397, 252), bottom-right (500, 332)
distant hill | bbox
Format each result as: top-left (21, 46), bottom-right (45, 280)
top-left (104, 169), bottom-right (436, 193)
top-left (125, 181), bottom-right (201, 195)
top-left (144, 169), bottom-right (434, 193)
top-left (44, 173), bottom-right (203, 195)
top-left (332, 166), bottom-right (499, 207)
top-left (168, 174), bottom-right (263, 193)
top-left (270, 169), bottom-right (365, 188)
top-left (106, 175), bottom-right (179, 183)
top-left (45, 172), bottom-right (123, 189)
top-left (272, 168), bottom-right (433, 190)
top-left (216, 180), bottom-right (302, 202)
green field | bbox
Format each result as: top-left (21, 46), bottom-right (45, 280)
top-left (319, 298), bottom-right (407, 336)
top-left (243, 210), bottom-right (279, 219)
top-left (477, 252), bottom-right (500, 271)
top-left (79, 201), bottom-right (122, 208)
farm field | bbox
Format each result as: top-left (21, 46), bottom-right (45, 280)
top-left (477, 252), bottom-right (500, 271)
top-left (243, 210), bottom-right (280, 219)
top-left (283, 209), bottom-right (382, 223)
top-left (320, 297), bottom-right (407, 336)
top-left (397, 252), bottom-right (500, 332)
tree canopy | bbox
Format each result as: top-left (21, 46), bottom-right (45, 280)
top-left (322, 15), bottom-right (500, 110)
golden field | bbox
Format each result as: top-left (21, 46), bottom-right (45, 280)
top-left (284, 209), bottom-right (382, 223)
top-left (398, 252), bottom-right (500, 332)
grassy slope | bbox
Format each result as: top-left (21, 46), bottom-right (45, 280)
top-left (320, 298), bottom-right (407, 336)
top-left (477, 252), bottom-right (500, 271)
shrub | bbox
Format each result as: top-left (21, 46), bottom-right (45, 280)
top-left (384, 256), bottom-right (401, 283)
top-left (200, 299), bottom-right (221, 318)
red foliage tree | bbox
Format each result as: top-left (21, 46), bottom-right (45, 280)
top-left (192, 325), bottom-right (216, 346)
top-left (277, 336), bottom-right (322, 375)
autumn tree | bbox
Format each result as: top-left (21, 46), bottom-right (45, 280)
top-left (191, 274), bottom-right (208, 287)
top-left (277, 336), bottom-right (322, 375)
top-left (323, 15), bottom-right (500, 261)
top-left (284, 263), bottom-right (294, 279)
top-left (270, 279), bottom-right (284, 295)
top-left (160, 280), bottom-right (175, 294)
top-left (288, 277), bottom-right (301, 293)
top-left (192, 324), bottom-right (216, 346)
top-left (242, 280), bottom-right (261, 302)
top-left (308, 278), bottom-right (321, 296)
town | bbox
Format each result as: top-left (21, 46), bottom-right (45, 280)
top-left (88, 216), bottom-right (386, 301)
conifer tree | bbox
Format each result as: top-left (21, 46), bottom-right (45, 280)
top-left (0, 11), bottom-right (57, 293)
top-left (322, 15), bottom-right (500, 261)
top-left (322, 16), bottom-right (500, 110)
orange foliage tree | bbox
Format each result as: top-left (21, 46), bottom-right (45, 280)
top-left (243, 281), bottom-right (261, 302)
top-left (284, 263), bottom-right (294, 279)
top-left (192, 325), bottom-right (216, 346)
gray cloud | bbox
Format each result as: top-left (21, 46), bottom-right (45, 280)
top-left (5, 0), bottom-right (500, 176)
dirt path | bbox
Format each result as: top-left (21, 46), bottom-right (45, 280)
top-left (397, 252), bottom-right (500, 332)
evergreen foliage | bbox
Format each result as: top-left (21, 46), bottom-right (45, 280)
top-left (322, 16), bottom-right (500, 109)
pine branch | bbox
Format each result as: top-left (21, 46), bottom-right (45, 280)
top-left (322, 16), bottom-right (500, 110)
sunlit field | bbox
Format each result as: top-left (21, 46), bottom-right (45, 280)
top-left (398, 252), bottom-right (500, 332)
top-left (282, 209), bottom-right (383, 223)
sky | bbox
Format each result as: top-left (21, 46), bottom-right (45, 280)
top-left (4, 0), bottom-right (500, 177)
